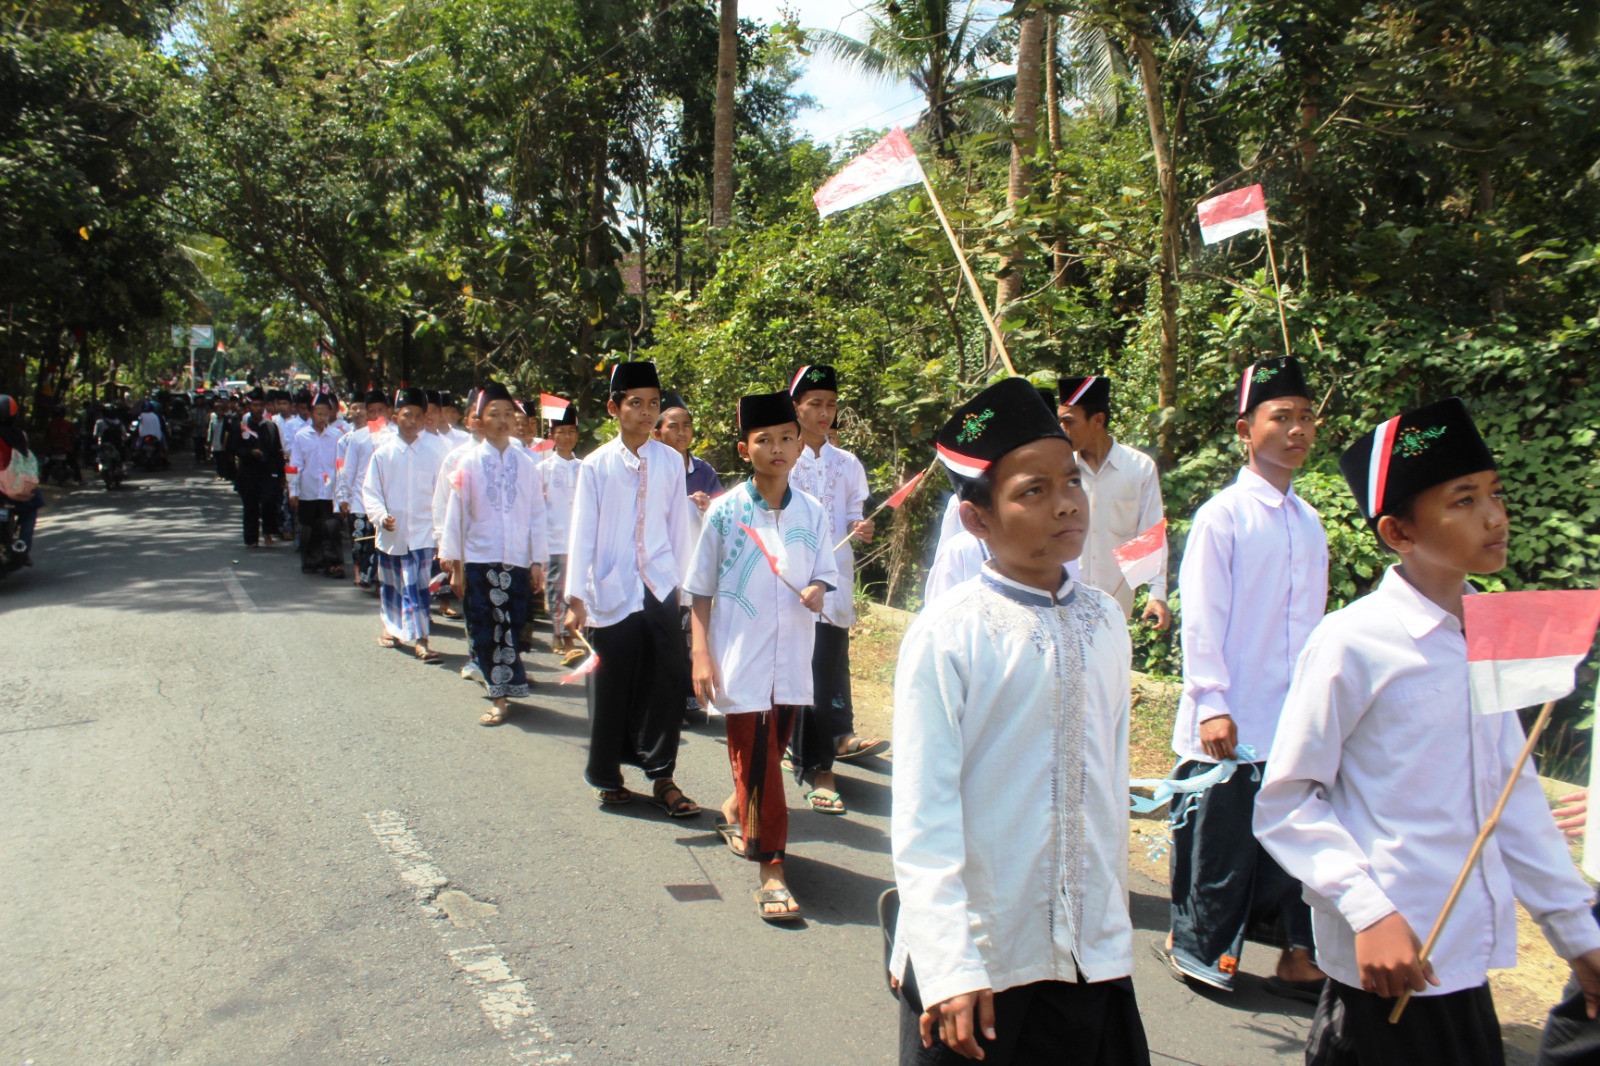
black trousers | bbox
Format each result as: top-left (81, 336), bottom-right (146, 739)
top-left (898, 979), bottom-right (1150, 1066)
top-left (1537, 900), bottom-right (1600, 1065)
top-left (1169, 758), bottom-right (1313, 988)
top-left (793, 622), bottom-right (853, 783)
top-left (1306, 980), bottom-right (1504, 1066)
top-left (238, 474), bottom-right (282, 546)
top-left (297, 499), bottom-right (342, 571)
top-left (584, 588), bottom-right (687, 790)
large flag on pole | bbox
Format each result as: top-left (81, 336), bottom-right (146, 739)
top-left (1113, 519), bottom-right (1167, 591)
top-left (814, 128), bottom-right (925, 218)
top-left (1197, 184), bottom-right (1269, 245)
top-left (1464, 590), bottom-right (1600, 715)
top-left (540, 393), bottom-right (570, 418)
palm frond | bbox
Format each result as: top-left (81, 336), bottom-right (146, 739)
top-left (804, 27), bottom-right (910, 86)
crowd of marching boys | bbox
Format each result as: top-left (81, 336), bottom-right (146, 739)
top-left (210, 359), bottom-right (1600, 1066)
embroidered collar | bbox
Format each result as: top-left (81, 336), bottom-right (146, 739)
top-left (980, 561), bottom-right (1077, 607)
top-left (744, 479), bottom-right (793, 511)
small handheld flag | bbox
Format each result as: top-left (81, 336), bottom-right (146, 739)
top-left (559, 653), bottom-right (599, 684)
top-left (884, 470), bottom-right (925, 510)
top-left (738, 522), bottom-right (782, 575)
top-left (1113, 519), bottom-right (1167, 591)
top-left (1465, 590), bottom-right (1600, 715)
top-left (529, 438), bottom-right (556, 453)
top-left (1197, 185), bottom-right (1268, 245)
top-left (813, 128), bottom-right (925, 218)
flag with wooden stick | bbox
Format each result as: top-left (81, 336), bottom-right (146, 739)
top-left (1113, 519), bottom-right (1167, 592)
top-left (739, 521), bottom-right (836, 627)
top-left (1390, 588), bottom-right (1600, 1024)
top-left (559, 631), bottom-right (600, 685)
top-left (1196, 183), bottom-right (1292, 359)
top-left (830, 465), bottom-right (932, 554)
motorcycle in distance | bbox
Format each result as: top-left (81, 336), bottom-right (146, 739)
top-left (42, 450), bottom-right (75, 486)
top-left (96, 437), bottom-right (125, 490)
top-left (132, 433), bottom-right (168, 472)
top-left (0, 496), bottom-right (31, 581)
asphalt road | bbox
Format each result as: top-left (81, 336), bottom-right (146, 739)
top-left (4, 463), bottom-right (1531, 1065)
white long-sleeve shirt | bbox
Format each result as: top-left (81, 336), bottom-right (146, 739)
top-left (564, 437), bottom-right (693, 628)
top-left (288, 424), bottom-right (340, 501)
top-left (1077, 440), bottom-right (1166, 615)
top-left (891, 565), bottom-right (1133, 1008)
top-left (438, 440), bottom-right (548, 568)
top-left (432, 438), bottom-right (476, 545)
top-left (1173, 467), bottom-right (1328, 763)
top-left (789, 440), bottom-right (868, 627)
top-left (1256, 567), bottom-right (1600, 996)
top-left (683, 482), bottom-right (839, 715)
top-left (539, 452), bottom-right (581, 555)
top-left (363, 433), bottom-right (448, 555)
top-left (336, 422), bottom-right (393, 510)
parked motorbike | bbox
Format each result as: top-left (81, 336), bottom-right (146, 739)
top-left (0, 497), bottom-right (31, 579)
top-left (97, 443), bottom-right (125, 490)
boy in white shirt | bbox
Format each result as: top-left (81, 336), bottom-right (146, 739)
top-left (1256, 397), bottom-right (1600, 1064)
top-left (564, 361), bottom-right (699, 817)
top-left (892, 377), bottom-right (1149, 1065)
top-left (1161, 357), bottom-right (1329, 998)
top-left (539, 403), bottom-right (583, 665)
top-left (686, 390), bottom-right (837, 922)
top-left (439, 383), bottom-right (547, 726)
top-left (364, 387), bottom-right (448, 662)
top-left (336, 389), bottom-right (392, 591)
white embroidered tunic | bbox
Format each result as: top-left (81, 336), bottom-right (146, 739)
top-left (438, 440), bottom-right (548, 568)
top-left (789, 440), bottom-right (868, 627)
top-left (538, 452), bottom-right (582, 556)
top-left (683, 483), bottom-right (839, 715)
top-left (892, 565), bottom-right (1133, 1007)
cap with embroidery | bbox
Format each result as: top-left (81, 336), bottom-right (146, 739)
top-left (936, 377), bottom-right (1070, 479)
top-left (789, 364), bottom-right (839, 399)
top-left (738, 391), bottom-right (799, 434)
top-left (393, 387), bottom-right (428, 411)
top-left (1057, 375), bottom-right (1110, 412)
top-left (609, 361), bottom-right (661, 394)
top-left (1238, 356), bottom-right (1310, 415)
top-left (1338, 397), bottom-right (1496, 521)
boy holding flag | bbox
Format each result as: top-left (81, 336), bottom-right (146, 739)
top-left (1255, 398), bottom-right (1600, 1064)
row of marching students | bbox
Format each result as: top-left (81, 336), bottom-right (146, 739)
top-left (888, 360), bottom-right (1600, 1066)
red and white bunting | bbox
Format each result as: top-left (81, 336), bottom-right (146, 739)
top-left (1465, 590), bottom-right (1600, 715)
top-left (813, 128), bottom-right (925, 219)
top-left (1197, 184), bottom-right (1269, 245)
top-left (1113, 519), bottom-right (1167, 591)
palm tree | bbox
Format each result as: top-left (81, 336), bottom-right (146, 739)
top-left (711, 0), bottom-right (735, 229)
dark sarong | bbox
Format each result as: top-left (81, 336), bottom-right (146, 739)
top-left (1306, 980), bottom-right (1503, 1066)
top-left (349, 513), bottom-right (378, 585)
top-left (464, 562), bottom-right (532, 699)
top-left (898, 978), bottom-right (1151, 1066)
top-left (1168, 757), bottom-right (1313, 989)
top-left (583, 587), bottom-right (686, 791)
top-left (298, 499), bottom-right (343, 571)
top-left (238, 475), bottom-right (282, 546)
top-left (725, 707), bottom-right (798, 863)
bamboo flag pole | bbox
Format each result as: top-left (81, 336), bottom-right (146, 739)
top-left (917, 172), bottom-right (1019, 378)
top-left (1263, 224), bottom-right (1295, 360)
top-left (1389, 699), bottom-right (1560, 1024)
top-left (831, 453), bottom-right (942, 555)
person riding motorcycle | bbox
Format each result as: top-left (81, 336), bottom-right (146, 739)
top-left (135, 401), bottom-right (170, 464)
top-left (0, 394), bottom-right (41, 564)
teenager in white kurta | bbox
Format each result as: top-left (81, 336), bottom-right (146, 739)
top-left (336, 392), bottom-right (393, 589)
top-left (364, 391), bottom-right (448, 657)
top-left (288, 399), bottom-right (344, 576)
top-left (538, 408), bottom-right (582, 660)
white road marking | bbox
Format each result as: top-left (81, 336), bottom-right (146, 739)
top-left (219, 567), bottom-right (255, 612)
top-left (365, 811), bottom-right (572, 1065)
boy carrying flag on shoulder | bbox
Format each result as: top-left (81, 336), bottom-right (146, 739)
top-left (1255, 398), bottom-right (1600, 1065)
top-left (686, 390), bottom-right (837, 923)
top-left (891, 377), bottom-right (1150, 1065)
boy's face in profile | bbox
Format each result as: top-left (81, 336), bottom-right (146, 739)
top-left (1239, 396), bottom-right (1316, 470)
top-left (609, 388), bottom-right (661, 440)
top-left (962, 438), bottom-right (1088, 580)
top-left (738, 421), bottom-right (801, 476)
top-left (656, 407), bottom-right (693, 455)
top-left (795, 391), bottom-right (837, 440)
top-left (1381, 469), bottom-right (1509, 576)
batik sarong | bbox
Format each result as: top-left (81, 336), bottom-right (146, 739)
top-left (464, 562), bottom-right (532, 699)
top-left (377, 547), bottom-right (434, 643)
top-left (350, 514), bottom-right (379, 586)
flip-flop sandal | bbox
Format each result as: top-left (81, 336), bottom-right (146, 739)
top-left (1150, 941), bottom-right (1189, 986)
top-left (714, 821), bottom-right (746, 858)
top-left (595, 788), bottom-right (633, 806)
top-left (651, 782), bottom-right (701, 818)
top-left (378, 635), bottom-right (399, 648)
top-left (415, 648), bottom-right (443, 663)
top-left (440, 605), bottom-right (462, 619)
top-left (755, 888), bottom-right (802, 923)
top-left (805, 788), bottom-right (847, 815)
top-left (1265, 975), bottom-right (1326, 1004)
top-left (835, 737), bottom-right (890, 761)
top-left (479, 711), bottom-right (505, 726)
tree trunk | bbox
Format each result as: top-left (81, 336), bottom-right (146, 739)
top-left (1046, 15), bottom-right (1069, 289)
top-left (1131, 34), bottom-right (1181, 465)
top-left (996, 3), bottom-right (1044, 311)
top-left (1480, 163), bottom-right (1503, 315)
top-left (710, 0), bottom-right (737, 229)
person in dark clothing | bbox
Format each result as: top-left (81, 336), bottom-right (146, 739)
top-left (231, 390), bottom-right (286, 548)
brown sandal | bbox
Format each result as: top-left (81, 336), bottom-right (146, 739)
top-left (650, 780), bottom-right (701, 818)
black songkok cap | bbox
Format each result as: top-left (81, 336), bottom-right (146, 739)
top-left (609, 360), bottom-right (661, 394)
top-left (1036, 386), bottom-right (1057, 410)
top-left (247, 387), bottom-right (266, 403)
top-left (1338, 397), bottom-right (1496, 522)
top-left (789, 364), bottom-right (839, 398)
top-left (439, 391), bottom-right (458, 409)
top-left (393, 387), bottom-right (428, 411)
top-left (937, 377), bottom-right (1070, 478)
top-left (474, 381), bottom-right (514, 416)
top-left (1238, 356), bottom-right (1311, 415)
top-left (738, 391), bottom-right (798, 434)
top-left (1057, 375), bottom-right (1110, 414)
top-left (659, 391), bottom-right (689, 414)
top-left (294, 389), bottom-right (313, 406)
top-left (517, 398), bottom-right (539, 416)
top-left (464, 387), bottom-right (481, 413)
top-left (312, 392), bottom-right (334, 409)
top-left (363, 389), bottom-right (387, 407)
top-left (550, 404), bottom-right (578, 429)
top-left (425, 389), bottom-right (442, 407)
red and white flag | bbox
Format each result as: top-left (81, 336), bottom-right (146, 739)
top-left (738, 522), bottom-right (782, 575)
top-left (559, 653), bottom-right (600, 685)
top-left (1113, 519), bottom-right (1167, 591)
top-left (1197, 184), bottom-right (1268, 245)
top-left (814, 128), bottom-right (925, 218)
top-left (529, 438), bottom-right (555, 453)
top-left (1465, 590), bottom-right (1600, 714)
top-left (540, 393), bottom-right (569, 418)
top-left (884, 470), bottom-right (925, 510)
